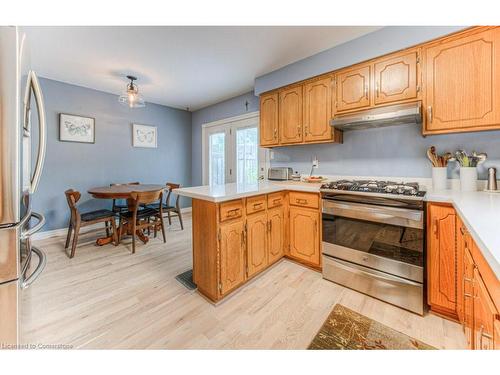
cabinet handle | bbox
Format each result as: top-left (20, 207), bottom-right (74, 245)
top-left (375, 82), bottom-right (380, 98)
top-left (314, 220), bottom-right (318, 232)
top-left (226, 208), bottom-right (240, 217)
top-left (253, 202), bottom-right (263, 208)
top-left (304, 125), bottom-right (308, 136)
top-left (297, 125), bottom-right (301, 136)
top-left (364, 85), bottom-right (368, 99)
top-left (273, 198), bottom-right (281, 204)
top-left (241, 230), bottom-right (245, 246)
top-left (460, 226), bottom-right (468, 235)
top-left (273, 128), bottom-right (277, 139)
top-left (427, 106), bottom-right (433, 123)
top-left (296, 198), bottom-right (308, 205)
top-left (433, 218), bottom-right (439, 238)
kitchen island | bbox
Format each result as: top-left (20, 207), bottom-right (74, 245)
top-left (175, 181), bottom-right (323, 302)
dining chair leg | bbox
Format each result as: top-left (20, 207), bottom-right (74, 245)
top-left (70, 221), bottom-right (81, 258)
top-left (147, 217), bottom-right (151, 235)
top-left (105, 221), bottom-right (110, 237)
top-left (167, 211), bottom-right (172, 225)
top-left (177, 209), bottom-right (184, 230)
top-left (65, 221), bottom-right (73, 249)
top-left (160, 216), bottom-right (166, 243)
top-left (154, 219), bottom-right (158, 238)
top-left (117, 217), bottom-right (123, 242)
top-left (131, 221), bottom-right (136, 254)
top-left (110, 218), bottom-right (118, 246)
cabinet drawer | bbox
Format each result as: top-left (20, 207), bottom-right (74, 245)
top-left (267, 192), bottom-right (285, 208)
top-left (289, 191), bottom-right (319, 209)
top-left (246, 195), bottom-right (266, 215)
top-left (219, 200), bottom-right (243, 222)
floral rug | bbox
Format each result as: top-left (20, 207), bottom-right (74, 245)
top-left (308, 304), bottom-right (435, 350)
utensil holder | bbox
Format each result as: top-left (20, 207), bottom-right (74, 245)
top-left (432, 167), bottom-right (447, 190)
top-left (460, 167), bottom-right (478, 192)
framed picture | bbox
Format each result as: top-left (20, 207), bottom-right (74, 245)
top-left (133, 124), bottom-right (157, 148)
top-left (59, 113), bottom-right (95, 144)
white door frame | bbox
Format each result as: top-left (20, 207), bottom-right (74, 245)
top-left (202, 111), bottom-right (260, 185)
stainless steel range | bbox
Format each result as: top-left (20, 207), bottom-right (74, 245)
top-left (320, 180), bottom-right (426, 315)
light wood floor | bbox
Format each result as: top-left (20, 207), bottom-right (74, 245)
top-left (22, 213), bottom-right (467, 349)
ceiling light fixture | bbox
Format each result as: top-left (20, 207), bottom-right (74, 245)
top-left (118, 75), bottom-right (145, 108)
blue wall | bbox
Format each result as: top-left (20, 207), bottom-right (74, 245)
top-left (254, 26), bottom-right (465, 95)
top-left (34, 78), bottom-right (192, 231)
top-left (191, 91), bottom-right (259, 186)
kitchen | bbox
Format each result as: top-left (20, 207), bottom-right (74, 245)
top-left (1, 3), bottom-right (500, 373)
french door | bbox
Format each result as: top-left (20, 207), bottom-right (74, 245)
top-left (203, 115), bottom-right (261, 185)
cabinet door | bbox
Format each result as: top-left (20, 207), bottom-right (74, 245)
top-left (289, 207), bottom-right (320, 266)
top-left (456, 216), bottom-right (467, 324)
top-left (427, 204), bottom-right (457, 315)
top-left (464, 248), bottom-right (475, 349)
top-left (304, 77), bottom-right (333, 142)
top-left (336, 65), bottom-right (371, 112)
top-left (424, 27), bottom-right (500, 133)
top-left (219, 220), bottom-right (246, 295)
top-left (473, 268), bottom-right (497, 350)
top-left (260, 92), bottom-right (279, 146)
top-left (374, 50), bottom-right (419, 105)
top-left (279, 86), bottom-right (303, 144)
top-left (246, 212), bottom-right (268, 277)
top-left (268, 206), bottom-right (284, 264)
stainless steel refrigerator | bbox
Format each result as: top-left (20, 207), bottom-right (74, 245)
top-left (0, 26), bottom-right (47, 347)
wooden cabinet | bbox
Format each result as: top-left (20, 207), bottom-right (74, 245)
top-left (260, 92), bottom-right (279, 146)
top-left (289, 206), bottom-right (320, 267)
top-left (456, 216), bottom-right (467, 324)
top-left (423, 27), bottom-right (500, 134)
top-left (246, 211), bottom-right (268, 277)
top-left (473, 267), bottom-right (497, 350)
top-left (463, 247), bottom-right (475, 349)
top-left (303, 76), bottom-right (334, 142)
top-left (335, 64), bottom-right (371, 112)
top-left (219, 220), bottom-right (246, 295)
top-left (374, 50), bottom-right (419, 105)
top-left (279, 86), bottom-right (303, 144)
top-left (268, 206), bottom-right (284, 264)
top-left (427, 203), bottom-right (457, 317)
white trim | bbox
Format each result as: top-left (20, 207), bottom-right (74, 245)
top-left (32, 207), bottom-right (192, 241)
top-left (201, 111), bottom-right (259, 129)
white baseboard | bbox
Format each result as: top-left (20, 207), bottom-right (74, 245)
top-left (32, 207), bottom-right (192, 241)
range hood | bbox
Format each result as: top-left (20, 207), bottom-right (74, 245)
top-left (330, 102), bottom-right (422, 131)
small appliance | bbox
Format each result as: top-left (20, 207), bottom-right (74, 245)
top-left (267, 167), bottom-right (293, 181)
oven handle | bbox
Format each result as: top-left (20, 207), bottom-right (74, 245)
top-left (327, 256), bottom-right (422, 287)
top-left (322, 200), bottom-right (423, 228)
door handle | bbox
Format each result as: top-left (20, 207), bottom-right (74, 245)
top-left (25, 71), bottom-right (47, 194)
top-left (364, 85), bottom-right (368, 99)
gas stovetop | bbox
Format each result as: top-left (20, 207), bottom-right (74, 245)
top-left (320, 179), bottom-right (427, 197)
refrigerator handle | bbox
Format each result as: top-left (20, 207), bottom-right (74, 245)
top-left (21, 245), bottom-right (46, 289)
top-left (27, 70), bottom-right (47, 194)
top-left (21, 211), bottom-right (45, 239)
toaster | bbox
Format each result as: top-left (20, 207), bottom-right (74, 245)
top-left (267, 167), bottom-right (293, 181)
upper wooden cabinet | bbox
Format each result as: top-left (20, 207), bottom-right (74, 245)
top-left (304, 76), bottom-right (334, 142)
top-left (336, 64), bottom-right (371, 112)
top-left (423, 27), bottom-right (500, 134)
top-left (279, 85), bottom-right (303, 144)
top-left (259, 92), bottom-right (279, 146)
top-left (374, 50), bottom-right (419, 105)
top-left (427, 203), bottom-right (457, 317)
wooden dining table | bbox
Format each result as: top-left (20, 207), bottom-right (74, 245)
top-left (88, 184), bottom-right (166, 246)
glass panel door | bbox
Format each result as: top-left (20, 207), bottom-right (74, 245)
top-left (236, 126), bottom-right (258, 184)
top-left (208, 132), bottom-right (226, 185)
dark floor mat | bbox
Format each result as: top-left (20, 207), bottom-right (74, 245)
top-left (175, 269), bottom-right (197, 290)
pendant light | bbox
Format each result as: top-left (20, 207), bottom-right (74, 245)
top-left (118, 75), bottom-right (146, 108)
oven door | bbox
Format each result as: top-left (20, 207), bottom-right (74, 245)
top-left (322, 199), bottom-right (424, 282)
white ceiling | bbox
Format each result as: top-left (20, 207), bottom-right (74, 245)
top-left (26, 26), bottom-right (381, 111)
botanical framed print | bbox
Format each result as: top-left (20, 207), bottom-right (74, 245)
top-left (133, 124), bottom-right (157, 148)
top-left (59, 113), bottom-right (95, 143)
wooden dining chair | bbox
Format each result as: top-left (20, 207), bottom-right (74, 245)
top-left (117, 189), bottom-right (166, 254)
top-left (147, 183), bottom-right (184, 230)
top-left (110, 182), bottom-right (140, 213)
top-left (64, 189), bottom-right (118, 258)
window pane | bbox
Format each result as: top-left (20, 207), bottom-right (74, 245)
top-left (209, 132), bottom-right (225, 185)
top-left (236, 127), bottom-right (258, 185)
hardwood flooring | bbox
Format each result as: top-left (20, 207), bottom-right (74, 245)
top-left (22, 213), bottom-right (467, 349)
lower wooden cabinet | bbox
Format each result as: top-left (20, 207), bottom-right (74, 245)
top-left (268, 206), bottom-right (285, 264)
top-left (246, 211), bottom-right (269, 277)
top-left (473, 267), bottom-right (497, 350)
top-left (219, 220), bottom-right (246, 295)
top-left (463, 247), bottom-right (475, 349)
top-left (289, 206), bottom-right (320, 267)
top-left (427, 203), bottom-right (457, 317)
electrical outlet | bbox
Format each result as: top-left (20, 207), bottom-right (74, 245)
top-left (312, 157), bottom-right (319, 168)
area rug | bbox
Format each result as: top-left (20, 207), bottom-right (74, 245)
top-left (175, 269), bottom-right (197, 290)
top-left (308, 304), bottom-right (435, 350)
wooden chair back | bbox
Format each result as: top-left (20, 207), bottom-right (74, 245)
top-left (64, 189), bottom-right (81, 221)
top-left (129, 189), bottom-right (164, 212)
top-left (165, 182), bottom-right (181, 207)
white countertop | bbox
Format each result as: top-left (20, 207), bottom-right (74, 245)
top-left (175, 181), bottom-right (500, 280)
